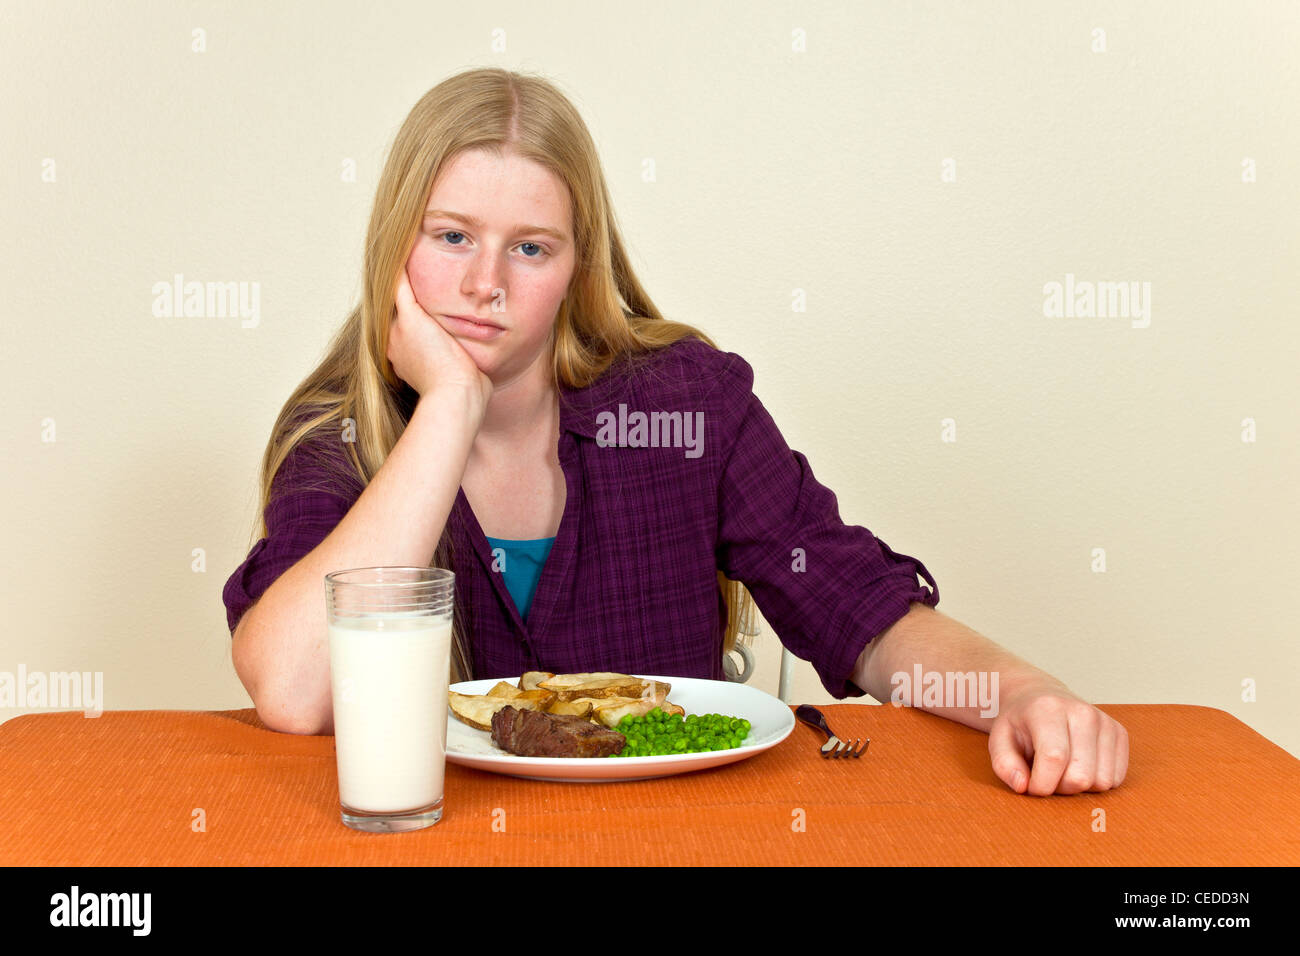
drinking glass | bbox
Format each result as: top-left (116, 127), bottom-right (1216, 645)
top-left (324, 567), bottom-right (454, 832)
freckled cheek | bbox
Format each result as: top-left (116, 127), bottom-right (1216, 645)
top-left (514, 273), bottom-right (570, 320)
top-left (405, 247), bottom-right (450, 307)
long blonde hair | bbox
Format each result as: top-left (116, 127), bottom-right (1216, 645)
top-left (250, 67), bottom-right (757, 681)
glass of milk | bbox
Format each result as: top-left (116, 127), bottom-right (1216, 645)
top-left (325, 567), bottom-right (455, 832)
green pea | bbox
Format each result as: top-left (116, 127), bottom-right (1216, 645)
top-left (615, 710), bottom-right (752, 756)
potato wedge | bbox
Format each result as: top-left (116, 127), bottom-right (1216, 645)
top-left (538, 674), bottom-right (664, 702)
top-left (519, 671), bottom-right (555, 691)
top-left (545, 698), bottom-right (594, 718)
top-left (447, 692), bottom-right (516, 731)
top-left (449, 689), bottom-right (555, 730)
top-left (588, 682), bottom-right (681, 726)
top-left (564, 696), bottom-right (612, 713)
top-left (590, 696), bottom-right (659, 727)
top-left (513, 689), bottom-right (556, 709)
top-left (641, 680), bottom-right (672, 701)
top-left (537, 671), bottom-right (630, 686)
top-left (485, 681), bottom-right (522, 700)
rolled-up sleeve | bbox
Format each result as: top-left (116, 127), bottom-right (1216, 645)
top-left (712, 355), bottom-right (939, 699)
top-left (222, 437), bottom-right (363, 635)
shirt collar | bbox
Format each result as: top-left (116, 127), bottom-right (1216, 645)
top-left (559, 380), bottom-right (608, 439)
top-left (559, 352), bottom-right (646, 439)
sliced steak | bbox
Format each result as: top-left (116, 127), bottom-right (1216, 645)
top-left (490, 706), bottom-right (626, 758)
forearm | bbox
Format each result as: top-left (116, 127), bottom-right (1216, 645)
top-left (233, 388), bottom-right (482, 735)
top-left (851, 604), bottom-right (1072, 733)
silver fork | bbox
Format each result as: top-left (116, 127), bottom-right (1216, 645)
top-left (796, 705), bottom-right (868, 758)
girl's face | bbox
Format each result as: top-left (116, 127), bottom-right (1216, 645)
top-left (406, 148), bottom-right (577, 386)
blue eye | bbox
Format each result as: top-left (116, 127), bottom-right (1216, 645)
top-left (435, 231), bottom-right (548, 259)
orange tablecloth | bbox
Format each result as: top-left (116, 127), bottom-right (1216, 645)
top-left (1, 703), bottom-right (1296, 866)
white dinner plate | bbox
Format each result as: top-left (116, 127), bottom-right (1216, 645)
top-left (445, 675), bottom-right (796, 782)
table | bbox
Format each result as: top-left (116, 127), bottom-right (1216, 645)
top-left (1, 703), bottom-right (1296, 865)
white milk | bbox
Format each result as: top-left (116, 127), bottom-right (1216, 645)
top-left (328, 613), bottom-right (452, 813)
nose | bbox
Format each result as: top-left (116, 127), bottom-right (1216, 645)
top-left (461, 249), bottom-right (507, 306)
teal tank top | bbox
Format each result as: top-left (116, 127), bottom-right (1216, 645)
top-left (484, 536), bottom-right (556, 622)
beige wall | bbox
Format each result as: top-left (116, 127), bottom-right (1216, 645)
top-left (3, 1), bottom-right (1296, 756)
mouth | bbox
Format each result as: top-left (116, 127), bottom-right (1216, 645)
top-left (443, 314), bottom-right (503, 330)
top-left (441, 314), bottom-right (506, 340)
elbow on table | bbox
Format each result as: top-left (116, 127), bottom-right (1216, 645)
top-left (256, 699), bottom-right (333, 736)
top-left (231, 613), bottom-right (333, 736)
top-left (247, 678), bottom-right (333, 736)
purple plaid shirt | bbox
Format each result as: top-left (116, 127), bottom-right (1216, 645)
top-left (223, 338), bottom-right (939, 698)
